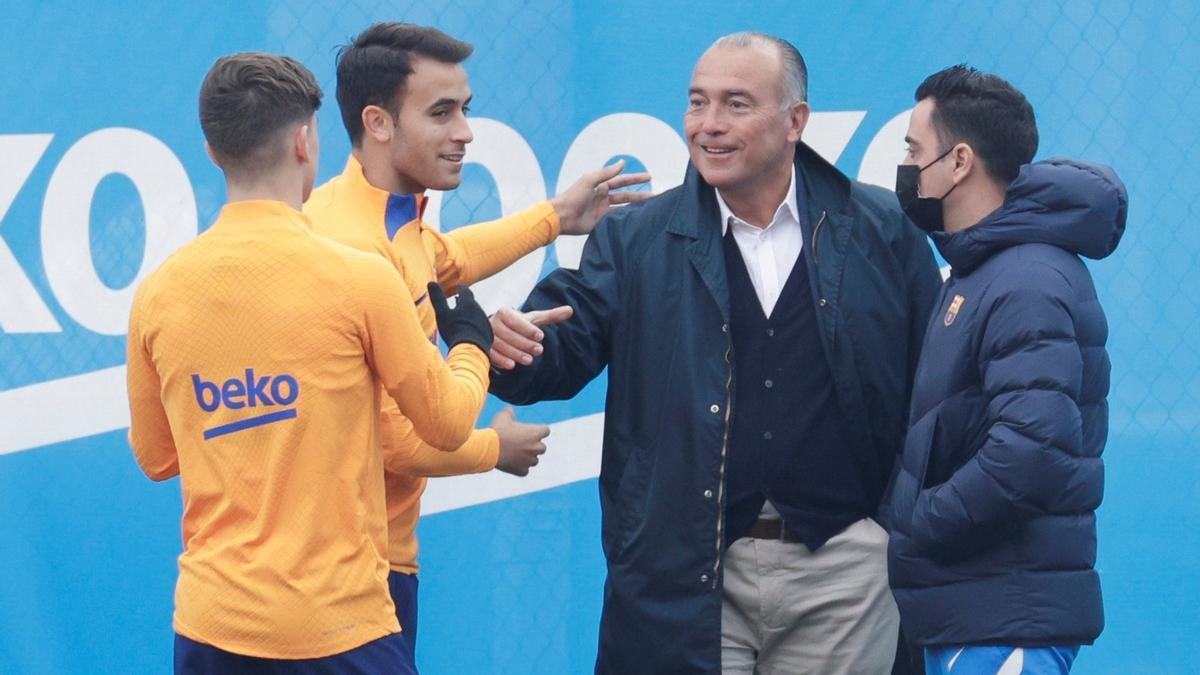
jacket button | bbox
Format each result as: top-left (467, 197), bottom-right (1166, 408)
top-left (764, 379), bottom-right (773, 388)
top-left (766, 328), bottom-right (775, 337)
top-left (763, 431), bottom-right (773, 440)
top-left (700, 573), bottom-right (711, 584)
top-left (710, 404), bottom-right (720, 414)
top-left (721, 323), bottom-right (728, 333)
top-left (703, 489), bottom-right (714, 499)
top-left (818, 298), bottom-right (828, 307)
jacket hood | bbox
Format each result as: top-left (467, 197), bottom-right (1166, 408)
top-left (933, 158), bottom-right (1127, 275)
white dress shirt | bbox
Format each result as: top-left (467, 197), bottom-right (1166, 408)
top-left (715, 168), bottom-right (804, 319)
top-left (715, 168), bottom-right (803, 520)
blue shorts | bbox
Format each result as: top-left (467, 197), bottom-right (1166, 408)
top-left (174, 632), bottom-right (416, 674)
top-left (388, 571), bottom-right (419, 663)
top-left (925, 645), bottom-right (1080, 675)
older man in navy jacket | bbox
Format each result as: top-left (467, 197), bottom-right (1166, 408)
top-left (490, 32), bottom-right (941, 674)
top-left (885, 66), bottom-right (1126, 674)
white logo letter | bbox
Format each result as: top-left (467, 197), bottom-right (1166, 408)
top-left (857, 109), bottom-right (912, 189)
top-left (803, 111), bottom-right (867, 165)
top-left (0, 134), bottom-right (60, 333)
top-left (41, 128), bottom-right (197, 335)
top-left (554, 113), bottom-right (689, 270)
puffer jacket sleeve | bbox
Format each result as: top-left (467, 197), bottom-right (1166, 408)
top-left (489, 208), bottom-right (626, 404)
top-left (910, 260), bottom-right (1085, 560)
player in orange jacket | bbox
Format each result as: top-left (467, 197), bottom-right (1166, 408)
top-left (304, 22), bottom-right (650, 660)
top-left (127, 52), bottom-right (493, 674)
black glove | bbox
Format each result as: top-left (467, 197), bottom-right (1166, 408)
top-left (428, 282), bottom-right (493, 354)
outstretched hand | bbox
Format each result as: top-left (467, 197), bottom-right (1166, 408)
top-left (550, 159), bottom-right (653, 236)
top-left (489, 305), bottom-right (574, 370)
top-left (491, 407), bottom-right (549, 477)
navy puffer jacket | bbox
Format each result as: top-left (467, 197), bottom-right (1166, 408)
top-left (886, 159), bottom-right (1127, 647)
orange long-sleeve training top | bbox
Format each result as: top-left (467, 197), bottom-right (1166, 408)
top-left (126, 200), bottom-right (489, 659)
top-left (304, 156), bottom-right (559, 574)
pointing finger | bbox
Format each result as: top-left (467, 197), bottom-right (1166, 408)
top-left (528, 305), bottom-right (574, 328)
top-left (606, 172), bottom-right (652, 190)
top-left (588, 159), bottom-right (626, 186)
top-left (609, 191), bottom-right (654, 205)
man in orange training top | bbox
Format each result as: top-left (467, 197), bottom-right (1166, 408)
top-left (304, 21), bottom-right (650, 660)
top-left (126, 51), bottom-right (493, 674)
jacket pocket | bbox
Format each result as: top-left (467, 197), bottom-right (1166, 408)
top-left (890, 411), bottom-right (937, 530)
top-left (611, 444), bottom-right (656, 560)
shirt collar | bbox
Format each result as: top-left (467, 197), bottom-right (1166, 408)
top-left (342, 154), bottom-right (428, 219)
top-left (715, 166), bottom-right (799, 236)
top-left (215, 199), bottom-right (313, 232)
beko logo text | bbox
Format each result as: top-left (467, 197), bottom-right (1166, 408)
top-left (192, 370), bottom-right (299, 440)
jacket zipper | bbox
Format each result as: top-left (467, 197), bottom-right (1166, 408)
top-left (713, 340), bottom-right (734, 589)
top-left (811, 209), bottom-right (835, 346)
top-left (811, 210), bottom-right (827, 264)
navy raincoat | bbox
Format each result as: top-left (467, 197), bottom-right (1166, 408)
top-left (493, 143), bottom-right (942, 673)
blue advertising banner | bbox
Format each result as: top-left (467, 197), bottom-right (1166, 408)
top-left (1, 1), bottom-right (1196, 672)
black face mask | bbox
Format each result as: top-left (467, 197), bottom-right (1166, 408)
top-left (895, 147), bottom-right (958, 233)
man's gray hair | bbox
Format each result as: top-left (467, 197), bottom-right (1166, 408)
top-left (711, 31), bottom-right (808, 108)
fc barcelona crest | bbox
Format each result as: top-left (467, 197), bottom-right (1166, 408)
top-left (944, 294), bottom-right (966, 326)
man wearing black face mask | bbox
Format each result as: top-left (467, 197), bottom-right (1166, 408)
top-left (884, 65), bottom-right (1126, 674)
top-left (894, 145), bottom-right (959, 234)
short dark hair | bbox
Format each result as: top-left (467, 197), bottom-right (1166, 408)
top-left (199, 52), bottom-right (322, 175)
top-left (336, 22), bottom-right (474, 146)
top-left (915, 65), bottom-right (1038, 184)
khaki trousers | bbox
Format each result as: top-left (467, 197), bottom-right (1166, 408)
top-left (721, 517), bottom-right (899, 675)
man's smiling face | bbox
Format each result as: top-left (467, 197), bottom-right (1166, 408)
top-left (684, 44), bottom-right (805, 201)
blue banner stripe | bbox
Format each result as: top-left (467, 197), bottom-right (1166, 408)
top-left (202, 408), bottom-right (297, 440)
